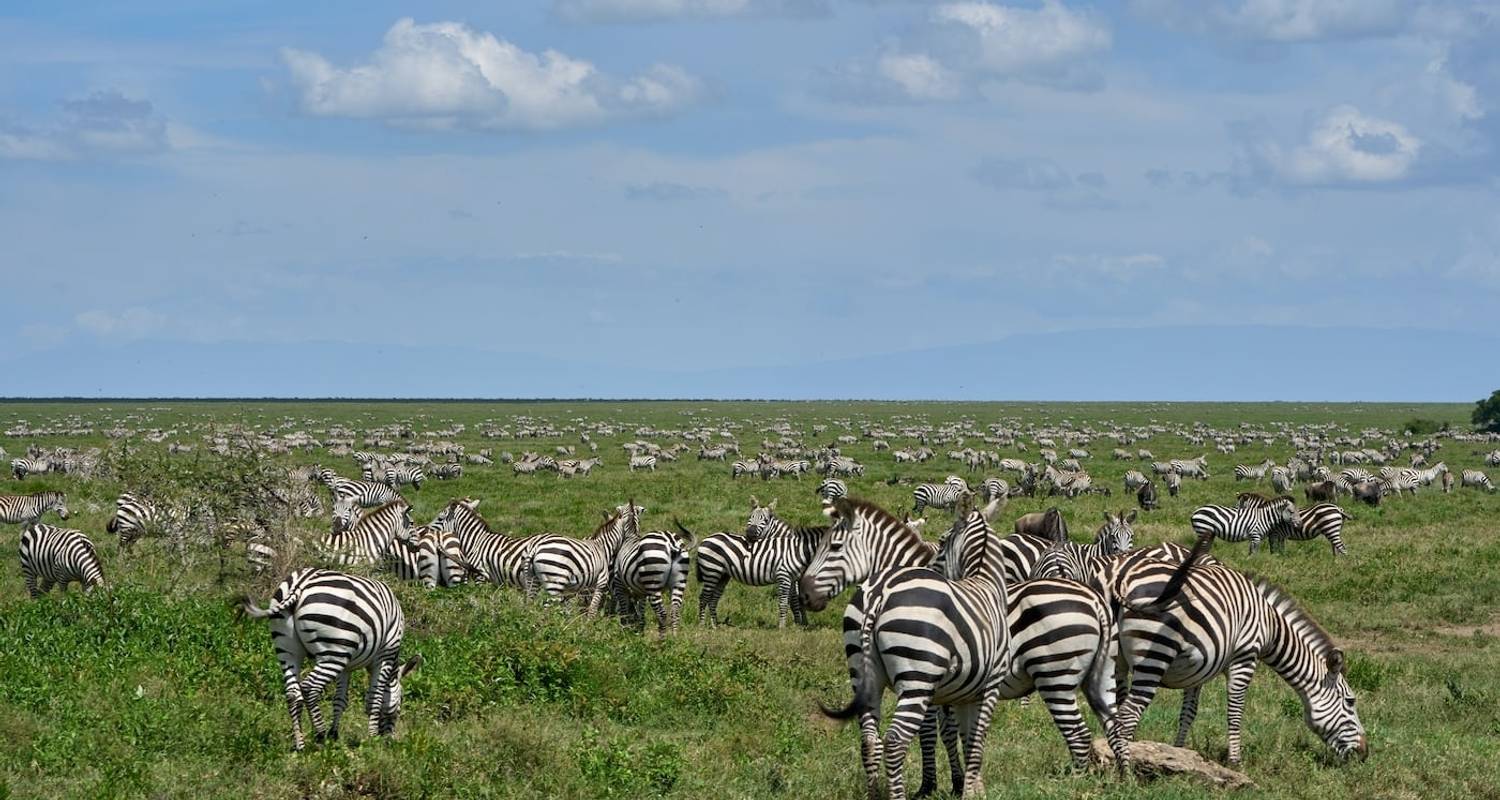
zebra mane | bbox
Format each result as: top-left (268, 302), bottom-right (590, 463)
top-left (832, 496), bottom-right (925, 542)
top-left (352, 499), bottom-right (411, 528)
top-left (445, 499), bottom-right (498, 533)
top-left (592, 509), bottom-right (623, 540)
top-left (1236, 492), bottom-right (1296, 508)
top-left (1248, 573), bottom-right (1340, 663)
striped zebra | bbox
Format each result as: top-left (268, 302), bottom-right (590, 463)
top-left (1122, 470), bottom-right (1149, 492)
top-left (428, 462), bottom-right (463, 480)
top-left (979, 477), bottom-right (1009, 503)
top-left (1150, 461), bottom-right (1175, 476)
top-left (314, 468), bottom-right (398, 508)
top-left (731, 459), bottom-right (758, 479)
top-left (19, 522), bottom-right (105, 596)
top-left (1234, 459), bottom-right (1275, 482)
top-left (1413, 462), bottom-right (1448, 488)
top-left (1271, 503), bottom-right (1353, 556)
top-left (1460, 469), bottom-right (1495, 492)
top-left (240, 569), bottom-right (421, 751)
top-left (320, 500), bottom-right (413, 568)
top-left (1171, 456), bottom-right (1210, 479)
top-left (1029, 510), bottom-right (1135, 582)
top-left (1105, 536), bottom-right (1367, 769)
top-left (0, 491), bottom-right (69, 525)
top-left (817, 478), bottom-right (849, 500)
top-left (383, 464), bottom-right (425, 491)
top-left (770, 459), bottom-right (811, 479)
top-left (1270, 466), bottom-right (1294, 494)
top-left (820, 498), bottom-right (1010, 800)
top-left (10, 458), bottom-right (54, 480)
top-left (1377, 466), bottom-right (1420, 496)
top-left (525, 502), bottom-right (641, 614)
top-left (912, 476), bottom-right (969, 515)
top-left (612, 520), bottom-right (694, 633)
top-left (105, 493), bottom-right (179, 552)
top-left (432, 499), bottom-right (537, 588)
top-left (389, 524), bottom-right (466, 589)
top-left (1164, 471), bottom-right (1182, 497)
top-left (1191, 495), bottom-right (1298, 555)
top-left (695, 499), bottom-right (825, 627)
top-left (628, 455), bottom-right (657, 472)
top-left (798, 496), bottom-right (941, 614)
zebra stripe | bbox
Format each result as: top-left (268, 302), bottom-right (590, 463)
top-left (821, 500), bottom-right (1011, 800)
top-left (799, 497), bottom-right (939, 613)
top-left (628, 455), bottom-right (657, 472)
top-left (241, 569), bottom-right (420, 751)
top-left (106, 492), bottom-right (175, 551)
top-left (912, 476), bottom-right (969, 515)
top-left (1190, 497), bottom-right (1298, 555)
top-left (525, 502), bottom-right (641, 614)
top-left (432, 499), bottom-right (538, 588)
top-left (0, 491), bottom-right (69, 525)
top-left (612, 521), bottom-right (693, 633)
top-left (817, 478), bottom-right (849, 501)
top-left (1028, 510), bottom-right (1136, 582)
top-left (383, 464), bottom-right (425, 491)
top-left (1105, 538), bottom-right (1367, 768)
top-left (10, 458), bottom-right (55, 480)
top-left (1461, 469), bottom-right (1495, 492)
top-left (19, 522), bottom-right (104, 596)
top-left (314, 467), bottom-right (399, 508)
top-left (320, 500), bottom-right (413, 568)
top-left (695, 500), bottom-right (826, 627)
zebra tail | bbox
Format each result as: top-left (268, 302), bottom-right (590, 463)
top-left (672, 518), bottom-right (695, 546)
top-left (1082, 600), bottom-right (1118, 724)
top-left (821, 592), bottom-right (885, 721)
top-left (1135, 530), bottom-right (1214, 611)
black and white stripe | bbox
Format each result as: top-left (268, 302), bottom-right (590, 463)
top-left (383, 464), bottom-right (425, 491)
top-left (817, 477), bottom-right (849, 500)
top-left (612, 520), bottom-right (693, 633)
top-left (105, 492), bottom-right (174, 551)
top-left (432, 499), bottom-right (536, 588)
top-left (314, 467), bottom-right (399, 508)
top-left (912, 476), bottom-right (970, 515)
top-left (241, 569), bottom-right (421, 751)
top-left (694, 499), bottom-right (826, 627)
top-left (0, 491), bottom-right (69, 525)
top-left (525, 502), bottom-right (641, 614)
top-left (1029, 510), bottom-right (1136, 582)
top-left (1460, 469), bottom-right (1495, 492)
top-left (320, 500), bottom-right (413, 568)
top-left (1105, 536), bottom-right (1367, 768)
top-left (1190, 496), bottom-right (1299, 555)
top-left (19, 522), bottom-right (105, 596)
top-left (10, 458), bottom-right (55, 481)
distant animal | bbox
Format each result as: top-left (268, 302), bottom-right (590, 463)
top-left (1136, 480), bottom-right (1158, 511)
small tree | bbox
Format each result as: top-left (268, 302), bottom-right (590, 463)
top-left (1474, 390), bottom-right (1500, 433)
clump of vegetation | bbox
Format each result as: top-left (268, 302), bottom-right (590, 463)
top-left (1474, 389), bottom-right (1500, 432)
top-left (1402, 418), bottom-right (1448, 435)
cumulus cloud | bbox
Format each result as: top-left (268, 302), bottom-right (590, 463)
top-left (876, 53), bottom-right (962, 102)
top-left (552, 0), bottom-right (827, 22)
top-left (935, 1), bottom-right (1112, 75)
top-left (0, 89), bottom-right (170, 161)
top-left (282, 18), bottom-right (702, 131)
top-left (1131, 0), bottom-right (1413, 42)
top-left (1239, 106), bottom-right (1423, 186)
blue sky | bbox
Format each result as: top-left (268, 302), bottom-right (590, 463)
top-left (1, 1), bottom-right (1497, 399)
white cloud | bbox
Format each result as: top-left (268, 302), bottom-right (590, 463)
top-left (1131, 0), bottom-right (1411, 42)
top-left (1051, 251), bottom-right (1167, 280)
top-left (1239, 106), bottom-right (1423, 185)
top-left (0, 89), bottom-right (170, 161)
top-left (74, 307), bottom-right (168, 340)
top-left (876, 54), bottom-right (961, 101)
top-left (552, 0), bottom-right (824, 22)
top-left (935, 1), bottom-right (1112, 74)
top-left (282, 18), bottom-right (702, 131)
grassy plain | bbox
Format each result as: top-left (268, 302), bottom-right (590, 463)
top-left (0, 400), bottom-right (1496, 799)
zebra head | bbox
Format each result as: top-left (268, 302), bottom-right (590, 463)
top-left (1096, 510), bottom-right (1136, 555)
top-left (935, 496), bottom-right (1002, 580)
top-left (800, 499), bottom-right (860, 612)
top-left (745, 496), bottom-right (777, 541)
top-left (1303, 648), bottom-right (1368, 761)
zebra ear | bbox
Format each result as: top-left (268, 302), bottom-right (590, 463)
top-left (1102, 511), bottom-right (1112, 523)
top-left (770, 498), bottom-right (778, 511)
top-left (1326, 649), bottom-right (1346, 675)
top-left (1125, 510), bottom-right (1137, 524)
top-left (750, 495), bottom-right (760, 509)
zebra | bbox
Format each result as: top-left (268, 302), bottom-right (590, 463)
top-left (105, 492), bottom-right (180, 552)
top-left (628, 455), bottom-right (657, 472)
top-left (1105, 535), bottom-right (1367, 769)
top-left (612, 520), bottom-right (694, 633)
top-left (10, 458), bottom-right (54, 480)
top-left (979, 477), bottom-right (1009, 504)
top-left (431, 498), bottom-right (537, 588)
top-left (314, 468), bottom-right (398, 508)
top-left (731, 459), bottom-right (758, 479)
top-left (820, 498), bottom-right (1011, 800)
top-left (1460, 469), bottom-right (1495, 492)
top-left (0, 491), bottom-right (69, 525)
top-left (912, 476), bottom-right (969, 515)
top-left (1029, 510), bottom-right (1136, 582)
top-left (1270, 466), bottom-right (1294, 495)
top-left (240, 569), bottom-right (421, 751)
top-left (1122, 470), bottom-right (1149, 492)
top-left (771, 459), bottom-right (811, 479)
top-left (1190, 496), bottom-right (1299, 555)
top-left (694, 499), bottom-right (825, 627)
top-left (428, 462), bottom-right (463, 480)
top-left (388, 524), bottom-right (466, 589)
top-left (319, 500), bottom-right (413, 569)
top-left (817, 478), bottom-right (849, 500)
top-left (1271, 503), bottom-right (1353, 556)
top-left (525, 502), bottom-right (641, 614)
top-left (1234, 459), bottom-right (1275, 482)
top-left (1150, 461), bottom-right (1175, 476)
top-left (804, 497), bottom-right (1114, 778)
top-left (383, 464), bottom-right (425, 490)
top-left (19, 522), bottom-right (105, 596)
top-left (1171, 456), bottom-right (1210, 479)
top-left (1136, 480), bottom-right (1158, 511)
top-left (1377, 466), bottom-right (1420, 497)
top-left (1412, 461), bottom-right (1448, 488)
top-left (1164, 471), bottom-right (1182, 497)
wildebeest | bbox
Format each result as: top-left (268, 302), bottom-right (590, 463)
top-left (1013, 507), bottom-right (1068, 543)
top-left (1352, 480), bottom-right (1384, 507)
top-left (1136, 480), bottom-right (1158, 511)
top-left (1305, 480), bottom-right (1337, 503)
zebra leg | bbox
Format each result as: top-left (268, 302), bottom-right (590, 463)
top-left (1249, 532), bottom-right (1261, 555)
top-left (648, 594), bottom-right (669, 635)
top-left (300, 660), bottom-right (346, 740)
top-left (1173, 685), bottom-right (1201, 747)
top-left (699, 579), bottom-right (725, 627)
top-left (1224, 660), bottom-right (1258, 765)
top-left (327, 671), bottom-right (352, 742)
top-left (915, 709), bottom-right (938, 799)
top-left (940, 707), bottom-right (963, 796)
top-left (957, 689), bottom-right (1002, 799)
top-left (1037, 681), bottom-right (1093, 769)
top-left (858, 711), bottom-right (884, 800)
top-left (883, 690), bottom-right (932, 800)
top-left (585, 575), bottom-right (609, 616)
top-left (1108, 666), bottom-right (1166, 775)
top-left (39, 578), bottom-right (54, 595)
top-left (23, 573), bottom-right (40, 598)
top-left (277, 659), bottom-right (308, 752)
top-left (776, 573), bottom-right (794, 629)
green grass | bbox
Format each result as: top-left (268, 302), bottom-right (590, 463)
top-left (0, 400), bottom-right (1496, 799)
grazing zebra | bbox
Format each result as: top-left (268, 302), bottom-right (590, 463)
top-left (731, 459), bottom-right (758, 479)
top-left (979, 477), bottom-right (1009, 504)
top-left (695, 499), bottom-right (825, 627)
top-left (817, 478), bottom-right (849, 500)
top-left (912, 476), bottom-right (970, 515)
top-left (1164, 471), bottom-right (1182, 497)
top-left (1149, 461), bottom-right (1175, 476)
top-left (10, 458), bottom-right (54, 480)
top-left (1272, 503), bottom-right (1353, 556)
top-left (1171, 456), bottom-right (1210, 480)
top-left (388, 524), bottom-right (466, 589)
top-left (612, 520), bottom-right (694, 633)
top-left (628, 455), bottom-right (657, 472)
top-left (1122, 470), bottom-right (1149, 492)
top-left (105, 493), bottom-right (179, 551)
top-left (240, 569), bottom-right (421, 751)
top-left (314, 468), bottom-right (398, 508)
top-left (19, 522), bottom-right (105, 596)
top-left (1136, 480), bottom-right (1158, 511)
top-left (1270, 466), bottom-right (1294, 495)
top-left (525, 502), bottom-right (640, 614)
top-left (0, 491), bottom-right (69, 525)
top-left (382, 464), bottom-right (424, 490)
top-left (1234, 459), bottom-right (1275, 482)
top-left (1029, 511), bottom-right (1136, 582)
top-left (770, 459), bottom-right (811, 479)
top-left (320, 500), bottom-right (413, 568)
top-left (432, 499), bottom-right (537, 588)
top-left (1105, 536), bottom-right (1367, 769)
top-left (1413, 462), bottom-right (1448, 488)
top-left (1460, 469), bottom-right (1495, 492)
top-left (1190, 496), bottom-right (1299, 555)
top-left (821, 498), bottom-right (1010, 800)
top-left (428, 462), bottom-right (463, 480)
